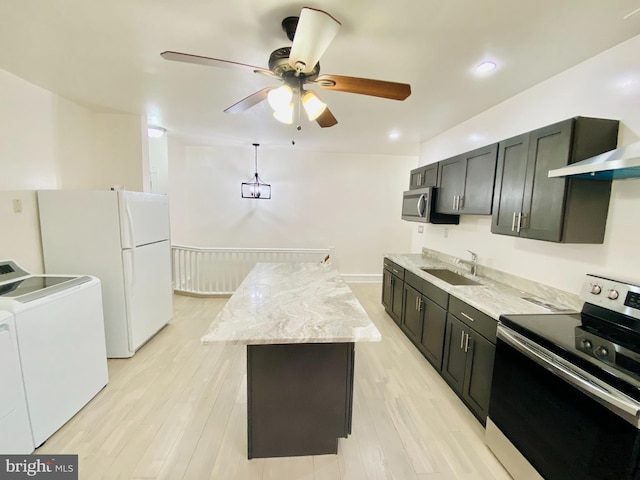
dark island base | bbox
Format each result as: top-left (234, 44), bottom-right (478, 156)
top-left (247, 342), bottom-right (355, 459)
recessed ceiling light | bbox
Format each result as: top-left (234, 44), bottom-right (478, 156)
top-left (476, 61), bottom-right (497, 73)
top-left (388, 130), bottom-right (401, 140)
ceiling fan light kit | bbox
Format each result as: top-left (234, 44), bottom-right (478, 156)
top-left (301, 90), bottom-right (327, 121)
top-left (161, 6), bottom-right (411, 131)
top-left (241, 144), bottom-right (271, 199)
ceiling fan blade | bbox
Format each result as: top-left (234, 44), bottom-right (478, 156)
top-left (224, 87), bottom-right (276, 114)
top-left (288, 8), bottom-right (341, 74)
top-left (315, 74), bottom-right (411, 101)
top-left (315, 106), bottom-right (338, 128)
top-left (160, 51), bottom-right (273, 76)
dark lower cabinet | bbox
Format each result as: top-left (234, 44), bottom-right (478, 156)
top-left (382, 259), bottom-right (404, 325)
top-left (400, 272), bottom-right (448, 370)
top-left (420, 297), bottom-right (447, 369)
top-left (402, 285), bottom-right (423, 342)
top-left (442, 313), bottom-right (495, 424)
top-left (441, 314), bottom-right (467, 391)
top-left (382, 259), bottom-right (496, 425)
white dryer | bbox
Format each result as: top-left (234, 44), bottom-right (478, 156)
top-left (0, 310), bottom-right (34, 453)
top-left (0, 260), bottom-right (108, 448)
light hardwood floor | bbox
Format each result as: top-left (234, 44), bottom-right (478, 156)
top-left (36, 283), bottom-right (511, 480)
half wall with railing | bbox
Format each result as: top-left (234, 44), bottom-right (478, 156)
top-left (171, 245), bottom-right (334, 296)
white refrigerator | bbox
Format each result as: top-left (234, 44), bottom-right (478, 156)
top-left (37, 190), bottom-right (174, 358)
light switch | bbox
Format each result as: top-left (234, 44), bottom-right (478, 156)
top-left (12, 199), bottom-right (22, 213)
top-left (417, 226), bottom-right (424, 233)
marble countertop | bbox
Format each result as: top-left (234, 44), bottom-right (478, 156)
top-left (386, 252), bottom-right (581, 321)
top-left (201, 262), bottom-right (381, 345)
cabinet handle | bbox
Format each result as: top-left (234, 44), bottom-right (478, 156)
top-left (458, 195), bottom-right (464, 210)
top-left (417, 298), bottom-right (423, 311)
top-left (511, 211), bottom-right (516, 232)
top-left (460, 312), bottom-right (475, 322)
top-left (418, 173), bottom-right (422, 185)
top-left (460, 330), bottom-right (466, 349)
top-left (516, 211), bottom-right (523, 233)
top-left (464, 333), bottom-right (470, 353)
top-left (453, 196), bottom-right (457, 210)
top-left (392, 268), bottom-right (399, 274)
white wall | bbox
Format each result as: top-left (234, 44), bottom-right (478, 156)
top-left (0, 68), bottom-right (150, 271)
top-left (169, 144), bottom-right (416, 275)
top-left (413, 34), bottom-right (640, 294)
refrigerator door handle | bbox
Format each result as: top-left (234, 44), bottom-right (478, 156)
top-left (125, 201), bottom-right (135, 249)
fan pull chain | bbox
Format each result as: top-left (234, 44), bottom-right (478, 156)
top-left (292, 90), bottom-right (303, 145)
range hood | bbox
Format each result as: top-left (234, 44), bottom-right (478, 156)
top-left (548, 142), bottom-right (640, 180)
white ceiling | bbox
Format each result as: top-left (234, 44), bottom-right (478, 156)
top-left (1, 1), bottom-right (640, 156)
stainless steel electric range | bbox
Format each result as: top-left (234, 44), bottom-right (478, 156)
top-left (486, 274), bottom-right (640, 480)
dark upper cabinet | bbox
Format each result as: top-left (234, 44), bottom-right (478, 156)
top-left (436, 144), bottom-right (498, 215)
top-left (409, 164), bottom-right (438, 189)
top-left (491, 117), bottom-right (619, 243)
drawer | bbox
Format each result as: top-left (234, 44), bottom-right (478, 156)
top-left (405, 271), bottom-right (423, 291)
top-left (422, 280), bottom-right (448, 310)
top-left (383, 259), bottom-right (405, 280)
top-left (448, 296), bottom-right (496, 344)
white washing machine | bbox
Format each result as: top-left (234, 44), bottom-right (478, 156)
top-left (0, 309), bottom-right (34, 453)
top-left (0, 260), bottom-right (109, 448)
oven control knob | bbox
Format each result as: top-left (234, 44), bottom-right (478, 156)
top-left (595, 346), bottom-right (609, 357)
top-left (607, 289), bottom-right (619, 300)
top-left (580, 339), bottom-right (593, 350)
top-left (590, 285), bottom-right (602, 295)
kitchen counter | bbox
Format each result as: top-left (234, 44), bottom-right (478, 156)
top-left (201, 262), bottom-right (380, 459)
top-left (385, 252), bottom-right (581, 320)
top-left (201, 262), bottom-right (381, 345)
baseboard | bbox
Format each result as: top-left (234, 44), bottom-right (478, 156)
top-left (341, 274), bottom-right (383, 284)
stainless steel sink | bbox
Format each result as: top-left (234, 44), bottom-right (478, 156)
top-left (421, 268), bottom-right (482, 286)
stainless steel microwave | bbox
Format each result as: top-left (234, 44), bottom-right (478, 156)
top-left (402, 187), bottom-right (459, 224)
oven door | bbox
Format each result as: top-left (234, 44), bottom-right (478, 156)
top-left (487, 324), bottom-right (640, 480)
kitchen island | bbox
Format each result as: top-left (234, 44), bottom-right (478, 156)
top-left (201, 262), bottom-right (381, 459)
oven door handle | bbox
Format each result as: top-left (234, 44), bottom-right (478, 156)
top-left (498, 326), bottom-right (640, 420)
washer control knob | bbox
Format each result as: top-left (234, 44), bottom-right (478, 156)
top-left (590, 285), bottom-right (602, 295)
top-left (580, 339), bottom-right (593, 350)
top-left (607, 289), bottom-right (619, 300)
top-left (595, 346), bottom-right (609, 358)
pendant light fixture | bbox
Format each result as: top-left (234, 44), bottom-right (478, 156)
top-left (241, 143), bottom-right (271, 199)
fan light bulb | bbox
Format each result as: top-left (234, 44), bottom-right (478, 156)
top-left (273, 103), bottom-right (294, 124)
top-left (301, 91), bottom-right (327, 121)
top-left (268, 85), bottom-right (293, 112)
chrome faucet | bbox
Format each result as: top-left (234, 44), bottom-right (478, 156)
top-left (466, 250), bottom-right (478, 276)
top-left (456, 250), bottom-right (478, 276)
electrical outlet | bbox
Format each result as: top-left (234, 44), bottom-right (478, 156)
top-left (417, 226), bottom-right (424, 233)
top-left (12, 199), bottom-right (22, 213)
top-left (444, 228), bottom-right (449, 238)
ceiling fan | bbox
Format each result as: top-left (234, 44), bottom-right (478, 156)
top-left (161, 7), bottom-right (411, 128)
